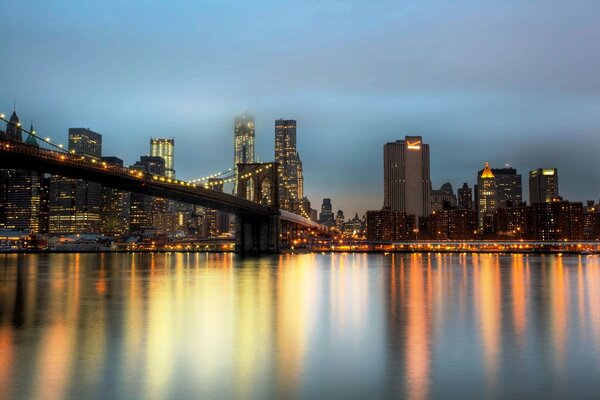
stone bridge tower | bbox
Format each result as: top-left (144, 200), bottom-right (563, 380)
top-left (235, 162), bottom-right (280, 253)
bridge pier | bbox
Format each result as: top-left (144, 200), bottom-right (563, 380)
top-left (235, 213), bottom-right (281, 253)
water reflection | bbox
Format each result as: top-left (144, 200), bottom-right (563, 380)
top-left (1, 253), bottom-right (600, 399)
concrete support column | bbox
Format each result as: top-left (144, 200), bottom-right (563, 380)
top-left (235, 212), bottom-right (281, 253)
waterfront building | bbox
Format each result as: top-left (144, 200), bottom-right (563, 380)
top-left (150, 138), bottom-right (175, 178)
top-left (49, 128), bottom-right (103, 234)
top-left (275, 119), bottom-right (304, 213)
top-left (458, 183), bottom-right (473, 209)
top-left (532, 200), bottom-right (584, 241)
top-left (318, 198), bottom-right (336, 227)
top-left (234, 114), bottom-right (255, 193)
top-left (496, 205), bottom-right (532, 239)
top-left (431, 182), bottom-right (457, 212)
top-left (477, 162), bottom-right (497, 232)
top-left (529, 168), bottom-right (559, 205)
top-left (366, 209), bottom-right (408, 241)
top-left (384, 136), bottom-right (431, 219)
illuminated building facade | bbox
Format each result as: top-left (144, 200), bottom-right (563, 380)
top-left (129, 156), bottom-right (165, 233)
top-left (487, 166), bottom-right (522, 208)
top-left (384, 136), bottom-right (431, 219)
top-left (234, 114), bottom-right (255, 192)
top-left (274, 119), bottom-right (304, 213)
top-left (49, 128), bottom-right (103, 234)
top-left (100, 157), bottom-right (130, 237)
top-left (529, 168), bottom-right (559, 205)
top-left (366, 209), bottom-right (408, 241)
top-left (150, 138), bottom-right (175, 178)
top-left (532, 200), bottom-right (583, 241)
top-left (477, 162), bottom-right (497, 231)
top-left (496, 206), bottom-right (532, 239)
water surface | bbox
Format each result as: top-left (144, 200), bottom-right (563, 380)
top-left (1, 253), bottom-right (599, 399)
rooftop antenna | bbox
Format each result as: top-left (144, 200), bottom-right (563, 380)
top-left (13, 98), bottom-right (16, 112)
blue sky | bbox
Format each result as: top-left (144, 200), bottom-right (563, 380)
top-left (2, 0), bottom-right (600, 215)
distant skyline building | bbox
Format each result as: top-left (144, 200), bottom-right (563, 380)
top-left (100, 157), bottom-right (130, 237)
top-left (150, 138), bottom-right (175, 178)
top-left (234, 114), bottom-right (255, 193)
top-left (431, 182), bottom-right (457, 212)
top-left (49, 128), bottom-right (103, 234)
top-left (477, 162), bottom-right (498, 231)
top-left (479, 165), bottom-right (522, 208)
top-left (129, 156), bottom-right (166, 233)
top-left (458, 183), bottom-right (473, 209)
top-left (383, 136), bottom-right (431, 219)
top-left (318, 198), bottom-right (335, 227)
top-left (5, 111), bottom-right (22, 141)
top-left (529, 168), bottom-right (559, 205)
top-left (275, 119), bottom-right (304, 212)
top-left (203, 178), bottom-right (229, 237)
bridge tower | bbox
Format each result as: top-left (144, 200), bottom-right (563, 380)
top-left (235, 162), bottom-right (280, 253)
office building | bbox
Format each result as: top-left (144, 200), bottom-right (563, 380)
top-left (274, 119), bottom-right (304, 212)
top-left (100, 157), bottom-right (130, 237)
top-left (129, 156), bottom-right (166, 233)
top-left (384, 136), bottom-right (431, 219)
top-left (480, 166), bottom-right (522, 208)
top-left (529, 168), bottom-right (559, 205)
top-left (477, 162), bottom-right (497, 232)
top-left (234, 114), bottom-right (255, 192)
top-left (49, 128), bottom-right (103, 234)
top-left (150, 138), bottom-right (175, 178)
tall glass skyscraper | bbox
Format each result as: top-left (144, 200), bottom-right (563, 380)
top-left (529, 168), bottom-right (559, 204)
top-left (150, 138), bottom-right (175, 178)
top-left (234, 114), bottom-right (255, 192)
top-left (383, 136), bottom-right (431, 218)
top-left (275, 119), bottom-right (304, 213)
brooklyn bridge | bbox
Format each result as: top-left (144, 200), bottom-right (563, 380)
top-left (0, 120), bottom-right (325, 253)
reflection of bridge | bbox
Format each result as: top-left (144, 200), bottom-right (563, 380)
top-left (0, 137), bottom-right (325, 253)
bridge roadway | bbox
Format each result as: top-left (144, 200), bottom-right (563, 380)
top-left (0, 138), bottom-right (320, 229)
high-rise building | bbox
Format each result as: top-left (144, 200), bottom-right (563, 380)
top-left (480, 166), bottom-right (521, 208)
top-left (318, 198), bottom-right (335, 227)
top-left (274, 119), bottom-right (304, 213)
top-left (129, 156), bottom-right (166, 233)
top-left (477, 162), bottom-right (497, 231)
top-left (100, 157), bottom-right (130, 237)
top-left (150, 138), bottom-right (175, 178)
top-left (384, 136), bottom-right (431, 219)
top-left (532, 200), bottom-right (583, 241)
top-left (234, 114), bottom-right (255, 192)
top-left (458, 183), bottom-right (473, 209)
top-left (49, 128), bottom-right (103, 234)
top-left (0, 117), bottom-right (50, 233)
top-left (366, 209), bottom-right (408, 241)
top-left (529, 168), bottom-right (559, 205)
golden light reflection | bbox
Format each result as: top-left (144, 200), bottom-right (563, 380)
top-left (511, 255), bottom-right (527, 346)
top-left (405, 254), bottom-right (431, 400)
top-left (549, 256), bottom-right (569, 372)
top-left (477, 255), bottom-right (501, 393)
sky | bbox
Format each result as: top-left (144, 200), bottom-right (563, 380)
top-left (2, 0), bottom-right (600, 216)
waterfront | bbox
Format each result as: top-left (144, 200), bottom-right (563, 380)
top-left (1, 253), bottom-right (600, 399)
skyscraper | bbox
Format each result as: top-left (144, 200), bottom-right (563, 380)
top-left (129, 156), bottom-right (166, 233)
top-left (529, 168), bottom-right (559, 204)
top-left (430, 182), bottom-right (457, 212)
top-left (479, 165), bottom-right (522, 208)
top-left (275, 119), bottom-right (304, 212)
top-left (100, 157), bottom-right (130, 237)
top-left (49, 128), bottom-right (103, 234)
top-left (477, 162), bottom-right (498, 231)
top-left (150, 138), bottom-right (175, 178)
top-left (384, 136), bottom-right (431, 218)
top-left (458, 183), bottom-right (473, 209)
top-left (318, 198), bottom-right (336, 227)
top-left (1, 116), bottom-right (50, 233)
top-left (234, 114), bottom-right (255, 192)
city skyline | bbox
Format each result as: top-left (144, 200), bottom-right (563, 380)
top-left (3, 1), bottom-right (600, 216)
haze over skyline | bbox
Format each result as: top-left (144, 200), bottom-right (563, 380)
top-left (2, 0), bottom-right (600, 215)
